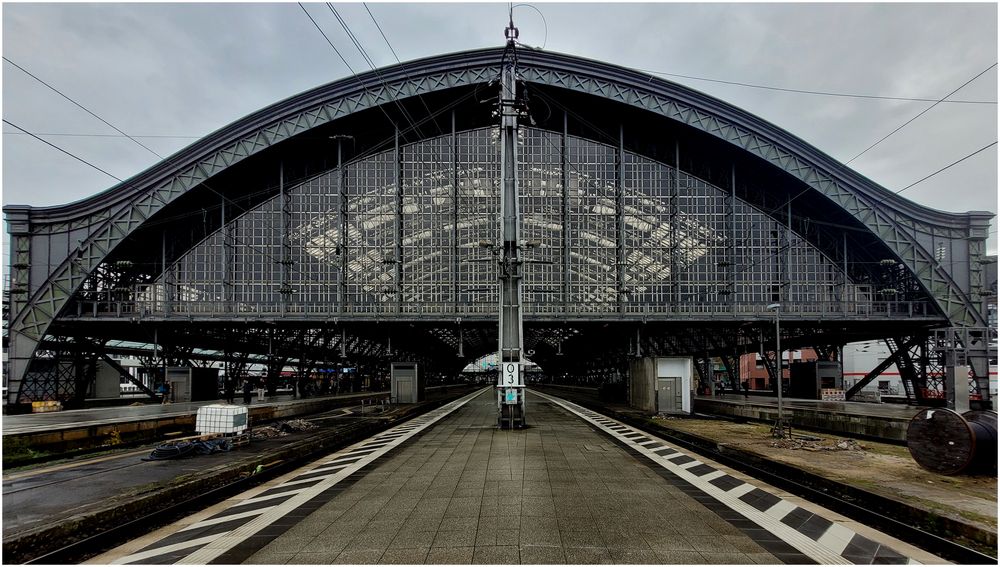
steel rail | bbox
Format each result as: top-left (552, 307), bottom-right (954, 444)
top-left (2, 460), bottom-right (148, 496)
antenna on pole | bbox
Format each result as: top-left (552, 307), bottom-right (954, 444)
top-left (504, 4), bottom-right (519, 46)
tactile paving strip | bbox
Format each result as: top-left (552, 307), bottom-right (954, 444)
top-left (110, 388), bottom-right (488, 565)
top-left (533, 390), bottom-right (919, 565)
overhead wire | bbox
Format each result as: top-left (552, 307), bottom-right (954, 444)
top-left (636, 67), bottom-right (997, 105)
top-left (3, 56), bottom-right (164, 159)
top-left (2, 119), bottom-right (122, 182)
top-left (2, 131), bottom-right (199, 140)
top-left (362, 3), bottom-right (402, 63)
top-left (326, 3), bottom-right (423, 139)
top-left (896, 141), bottom-right (997, 195)
top-left (325, 2), bottom-right (489, 227)
top-left (298, 1), bottom-right (414, 134)
top-left (362, 2), bottom-right (445, 134)
top-left (296, 4), bottom-right (360, 83)
top-left (845, 62), bottom-right (997, 165)
top-left (322, 2), bottom-right (470, 255)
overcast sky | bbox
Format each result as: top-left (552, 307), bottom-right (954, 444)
top-left (2, 3), bottom-right (997, 256)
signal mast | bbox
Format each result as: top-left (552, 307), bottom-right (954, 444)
top-left (496, 11), bottom-right (526, 428)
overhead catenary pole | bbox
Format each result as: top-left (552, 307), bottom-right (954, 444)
top-left (768, 302), bottom-right (786, 437)
top-left (775, 307), bottom-right (784, 435)
top-left (496, 12), bottom-right (526, 428)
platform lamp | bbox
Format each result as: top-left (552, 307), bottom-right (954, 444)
top-left (766, 302), bottom-right (787, 438)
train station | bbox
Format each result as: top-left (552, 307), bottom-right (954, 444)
top-left (2, 5), bottom-right (997, 565)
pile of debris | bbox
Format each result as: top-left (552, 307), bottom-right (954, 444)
top-left (252, 419), bottom-right (317, 440)
top-left (831, 439), bottom-right (867, 451)
top-left (770, 437), bottom-right (867, 452)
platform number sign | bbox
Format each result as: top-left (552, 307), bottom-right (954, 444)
top-left (501, 362), bottom-right (519, 385)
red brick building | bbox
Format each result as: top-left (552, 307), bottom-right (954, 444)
top-left (738, 349), bottom-right (819, 391)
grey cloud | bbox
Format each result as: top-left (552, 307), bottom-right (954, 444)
top-left (3, 2), bottom-right (996, 255)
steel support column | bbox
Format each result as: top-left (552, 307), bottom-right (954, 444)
top-left (562, 110), bottom-right (570, 311)
top-left (722, 351), bottom-right (739, 388)
top-left (162, 232), bottom-right (173, 317)
top-left (395, 128), bottom-right (404, 312)
top-left (727, 166), bottom-right (737, 309)
top-left (616, 124), bottom-right (626, 313)
top-left (279, 162), bottom-right (293, 313)
top-left (338, 138), bottom-right (347, 314)
top-left (222, 196), bottom-right (233, 313)
top-left (785, 201), bottom-right (792, 300)
top-left (6, 209), bottom-right (36, 403)
top-left (452, 110), bottom-right (460, 308)
top-left (842, 233), bottom-right (849, 314)
top-left (671, 141), bottom-right (680, 309)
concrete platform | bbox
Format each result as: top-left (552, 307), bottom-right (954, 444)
top-left (693, 394), bottom-right (922, 442)
top-left (533, 385), bottom-right (920, 442)
top-left (92, 389), bottom-right (943, 565)
top-left (1, 391), bottom-right (389, 435)
top-left (2, 390), bottom-right (394, 461)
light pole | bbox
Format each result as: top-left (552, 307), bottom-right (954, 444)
top-left (766, 302), bottom-right (786, 437)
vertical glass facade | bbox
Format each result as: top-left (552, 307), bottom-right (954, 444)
top-left (145, 127), bottom-right (847, 316)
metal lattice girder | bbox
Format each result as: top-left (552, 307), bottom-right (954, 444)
top-left (6, 48), bottom-right (991, 400)
top-left (516, 62), bottom-right (989, 328)
top-left (9, 63), bottom-right (502, 345)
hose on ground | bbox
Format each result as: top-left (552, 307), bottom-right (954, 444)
top-left (144, 438), bottom-right (233, 461)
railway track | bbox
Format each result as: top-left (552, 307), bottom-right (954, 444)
top-left (22, 417), bottom-right (381, 564)
top-left (2, 404), bottom-right (366, 494)
top-left (3, 389), bottom-right (476, 564)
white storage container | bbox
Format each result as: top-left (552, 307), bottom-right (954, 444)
top-left (196, 404), bottom-right (249, 434)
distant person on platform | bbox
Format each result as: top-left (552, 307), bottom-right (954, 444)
top-left (161, 381), bottom-right (171, 404)
top-left (225, 381), bottom-right (235, 404)
top-left (742, 380), bottom-right (749, 399)
top-left (243, 379), bottom-right (253, 404)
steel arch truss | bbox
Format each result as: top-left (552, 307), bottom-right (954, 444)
top-left (5, 48), bottom-right (992, 403)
